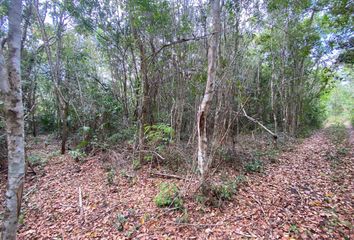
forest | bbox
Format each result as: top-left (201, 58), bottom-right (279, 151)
top-left (0, 0), bottom-right (353, 239)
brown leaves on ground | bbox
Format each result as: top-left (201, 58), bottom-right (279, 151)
top-left (1, 130), bottom-right (353, 239)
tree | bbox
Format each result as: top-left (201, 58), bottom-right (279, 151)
top-left (0, 0), bottom-right (25, 239)
top-left (197, 0), bottom-right (221, 182)
top-left (34, 0), bottom-right (70, 154)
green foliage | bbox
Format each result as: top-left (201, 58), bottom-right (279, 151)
top-left (144, 123), bottom-right (173, 146)
top-left (114, 213), bottom-right (127, 231)
top-left (244, 159), bottom-right (263, 173)
top-left (76, 140), bottom-right (89, 150)
top-left (128, 0), bottom-right (172, 35)
top-left (107, 126), bottom-right (137, 144)
top-left (212, 181), bottom-right (237, 201)
top-left (289, 224), bottom-right (299, 234)
top-left (154, 182), bottom-right (183, 209)
top-left (18, 213), bottom-right (25, 225)
top-left (132, 158), bottom-right (141, 170)
top-left (69, 149), bottom-right (86, 162)
top-left (107, 168), bottom-right (115, 185)
top-left (28, 154), bottom-right (47, 168)
top-left (235, 174), bottom-right (248, 185)
top-left (38, 113), bottom-right (57, 133)
top-left (48, 150), bottom-right (61, 159)
top-left (143, 154), bottom-right (153, 162)
top-left (325, 71), bottom-right (354, 126)
top-left (199, 175), bottom-right (247, 206)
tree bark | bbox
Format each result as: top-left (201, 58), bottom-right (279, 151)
top-left (0, 0), bottom-right (25, 239)
top-left (197, 0), bottom-right (221, 181)
top-left (132, 28), bottom-right (149, 162)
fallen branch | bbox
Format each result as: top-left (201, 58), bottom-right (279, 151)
top-left (168, 221), bottom-right (223, 228)
top-left (78, 186), bottom-right (84, 224)
top-left (249, 194), bottom-right (270, 226)
top-left (234, 230), bottom-right (258, 238)
top-left (149, 171), bottom-right (191, 181)
top-left (241, 107), bottom-right (278, 147)
top-left (24, 185), bottom-right (37, 200)
top-left (139, 150), bottom-right (166, 160)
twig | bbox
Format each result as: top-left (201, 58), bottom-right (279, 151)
top-left (139, 150), bottom-right (166, 160)
top-left (234, 230), bottom-right (258, 238)
top-left (78, 186), bottom-right (84, 224)
top-left (154, 207), bottom-right (180, 219)
top-left (242, 107), bottom-right (277, 138)
top-left (249, 194), bottom-right (270, 226)
top-left (149, 171), bottom-right (195, 181)
top-left (24, 185), bottom-right (37, 199)
top-left (168, 221), bottom-right (223, 228)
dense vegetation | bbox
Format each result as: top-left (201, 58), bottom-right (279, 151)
top-left (0, 0), bottom-right (352, 238)
top-left (1, 0), bottom-right (352, 149)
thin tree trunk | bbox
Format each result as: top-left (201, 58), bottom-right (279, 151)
top-left (132, 28), bottom-right (149, 162)
top-left (61, 102), bottom-right (69, 154)
top-left (197, 0), bottom-right (221, 181)
top-left (271, 56), bottom-right (277, 134)
top-left (34, 0), bottom-right (68, 153)
top-left (0, 0), bottom-right (25, 239)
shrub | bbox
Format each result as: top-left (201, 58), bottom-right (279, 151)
top-left (107, 168), bottom-right (115, 185)
top-left (212, 181), bottom-right (237, 201)
top-left (115, 213), bottom-right (127, 231)
top-left (143, 154), bottom-right (153, 162)
top-left (145, 123), bottom-right (173, 146)
top-left (244, 159), bottom-right (263, 173)
top-left (47, 150), bottom-right (61, 159)
top-left (28, 154), bottom-right (47, 168)
top-left (216, 148), bottom-right (233, 162)
top-left (107, 126), bottom-right (137, 144)
top-left (235, 174), bottom-right (248, 185)
top-left (154, 182), bottom-right (183, 209)
top-left (132, 158), bottom-right (141, 170)
top-left (69, 149), bottom-right (86, 162)
top-left (198, 179), bottom-right (239, 207)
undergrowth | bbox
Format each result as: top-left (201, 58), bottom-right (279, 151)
top-left (154, 182), bottom-right (183, 209)
top-left (324, 123), bottom-right (350, 169)
top-left (198, 175), bottom-right (248, 207)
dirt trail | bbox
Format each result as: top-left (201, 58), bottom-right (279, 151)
top-left (1, 130), bottom-right (353, 239)
top-left (215, 130), bottom-right (353, 239)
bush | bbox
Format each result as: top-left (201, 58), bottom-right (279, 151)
top-left (69, 149), bottom-right (86, 162)
top-left (107, 168), bottom-right (115, 185)
top-left (212, 181), bottom-right (237, 201)
top-left (145, 123), bottom-right (173, 146)
top-left (154, 182), bottom-right (183, 209)
top-left (47, 150), bottom-right (61, 159)
top-left (28, 154), bottom-right (47, 168)
top-left (244, 159), bottom-right (263, 173)
top-left (114, 213), bottom-right (127, 231)
top-left (107, 126), bottom-right (137, 144)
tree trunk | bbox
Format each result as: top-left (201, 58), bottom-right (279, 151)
top-left (197, 0), bottom-right (221, 181)
top-left (132, 28), bottom-right (149, 162)
top-left (271, 54), bottom-right (278, 134)
top-left (0, 0), bottom-right (25, 239)
top-left (60, 102), bottom-right (69, 154)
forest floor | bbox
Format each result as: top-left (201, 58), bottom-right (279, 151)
top-left (0, 126), bottom-right (353, 239)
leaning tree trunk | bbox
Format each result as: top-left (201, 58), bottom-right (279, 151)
top-left (0, 0), bottom-right (25, 239)
top-left (197, 0), bottom-right (221, 182)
